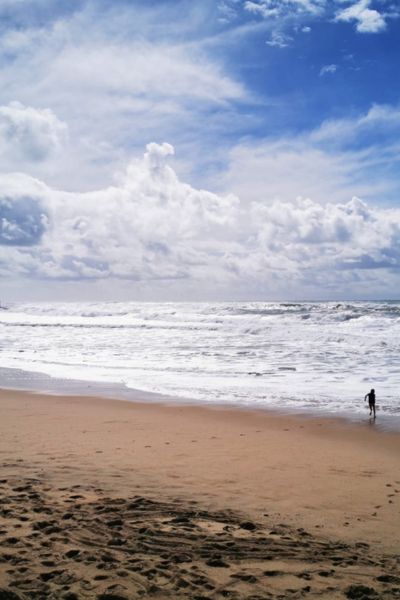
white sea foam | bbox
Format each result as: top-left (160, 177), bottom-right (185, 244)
top-left (1, 301), bottom-right (399, 418)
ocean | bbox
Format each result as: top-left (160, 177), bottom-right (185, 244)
top-left (1, 301), bottom-right (399, 424)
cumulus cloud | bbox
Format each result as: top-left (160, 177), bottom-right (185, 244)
top-left (0, 195), bottom-right (48, 246)
top-left (335, 0), bottom-right (386, 33)
top-left (0, 143), bottom-right (240, 281)
top-left (0, 173), bottom-right (49, 248)
top-left (0, 101), bottom-right (67, 161)
top-left (246, 194), bottom-right (400, 298)
top-left (253, 195), bottom-right (397, 255)
top-left (2, 142), bottom-right (400, 298)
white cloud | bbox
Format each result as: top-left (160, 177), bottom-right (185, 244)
top-left (335, 0), bottom-right (386, 33)
top-left (220, 139), bottom-right (365, 206)
top-left (311, 103), bottom-right (400, 145)
top-left (0, 101), bottom-right (67, 161)
top-left (319, 63), bottom-right (338, 76)
top-left (218, 0), bottom-right (240, 22)
top-left (221, 103), bottom-right (400, 209)
top-left (244, 0), bottom-right (325, 18)
top-left (0, 27), bottom-right (44, 53)
top-left (245, 1), bottom-right (280, 18)
top-left (43, 43), bottom-right (244, 104)
top-left (0, 2), bottom-right (399, 299)
top-left (0, 5), bottom-right (247, 190)
top-left (0, 143), bottom-right (240, 282)
top-left (2, 141), bottom-right (400, 299)
top-left (247, 194), bottom-right (400, 298)
top-left (266, 31), bottom-right (293, 47)
top-left (241, 0), bottom-right (397, 35)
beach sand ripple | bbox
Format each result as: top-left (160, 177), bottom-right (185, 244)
top-left (0, 474), bottom-right (399, 599)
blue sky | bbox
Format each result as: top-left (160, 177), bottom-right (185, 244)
top-left (1, 0), bottom-right (400, 300)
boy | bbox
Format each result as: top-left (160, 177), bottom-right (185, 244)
top-left (364, 388), bottom-right (376, 418)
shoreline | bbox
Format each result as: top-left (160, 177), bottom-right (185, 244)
top-left (1, 386), bottom-right (399, 598)
top-left (1, 365), bottom-right (400, 433)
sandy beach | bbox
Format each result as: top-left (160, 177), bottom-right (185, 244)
top-left (0, 388), bottom-right (399, 599)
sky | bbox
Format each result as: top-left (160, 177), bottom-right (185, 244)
top-left (1, 0), bottom-right (400, 301)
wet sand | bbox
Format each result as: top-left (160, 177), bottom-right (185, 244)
top-left (0, 388), bottom-right (399, 599)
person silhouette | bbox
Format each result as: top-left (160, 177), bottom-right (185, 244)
top-left (364, 388), bottom-right (376, 418)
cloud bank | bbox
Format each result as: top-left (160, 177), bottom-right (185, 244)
top-left (1, 1), bottom-right (399, 299)
top-left (1, 142), bottom-right (400, 298)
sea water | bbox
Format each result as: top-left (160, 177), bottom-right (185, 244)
top-left (0, 301), bottom-right (399, 420)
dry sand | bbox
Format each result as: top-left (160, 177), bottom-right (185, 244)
top-left (0, 388), bottom-right (399, 599)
